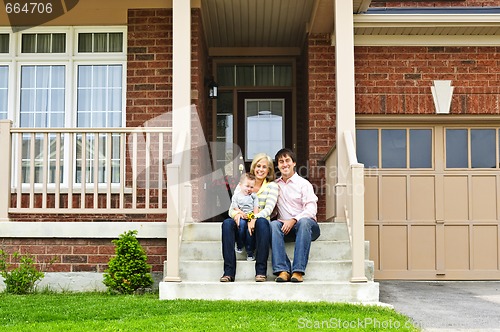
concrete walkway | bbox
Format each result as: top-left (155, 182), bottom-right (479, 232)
top-left (379, 281), bottom-right (500, 331)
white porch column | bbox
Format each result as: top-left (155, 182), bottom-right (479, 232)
top-left (333, 0), bottom-right (356, 222)
top-left (165, 0), bottom-right (191, 282)
top-left (0, 120), bottom-right (12, 221)
top-left (172, 0), bottom-right (192, 188)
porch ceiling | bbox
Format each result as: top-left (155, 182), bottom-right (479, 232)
top-left (200, 0), bottom-right (370, 48)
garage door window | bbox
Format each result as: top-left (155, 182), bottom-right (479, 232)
top-left (446, 128), bottom-right (498, 169)
top-left (357, 128), bottom-right (432, 169)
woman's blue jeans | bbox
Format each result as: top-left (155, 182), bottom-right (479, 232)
top-left (222, 217), bottom-right (271, 278)
top-left (270, 218), bottom-right (321, 275)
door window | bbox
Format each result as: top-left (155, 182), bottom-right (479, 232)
top-left (245, 99), bottom-right (284, 161)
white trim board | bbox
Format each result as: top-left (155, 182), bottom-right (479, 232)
top-left (0, 222), bottom-right (167, 238)
top-left (353, 35), bottom-right (500, 46)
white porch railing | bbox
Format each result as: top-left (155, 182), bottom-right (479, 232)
top-left (0, 120), bottom-right (172, 216)
top-left (344, 130), bottom-right (368, 283)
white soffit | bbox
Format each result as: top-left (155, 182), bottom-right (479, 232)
top-left (354, 14), bottom-right (500, 46)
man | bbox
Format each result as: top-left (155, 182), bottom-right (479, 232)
top-left (271, 148), bottom-right (320, 283)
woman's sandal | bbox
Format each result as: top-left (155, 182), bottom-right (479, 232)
top-left (220, 275), bottom-right (235, 282)
top-left (255, 275), bottom-right (267, 282)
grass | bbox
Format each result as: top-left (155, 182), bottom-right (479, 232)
top-left (0, 292), bottom-right (420, 331)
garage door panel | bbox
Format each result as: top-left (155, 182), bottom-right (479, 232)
top-left (380, 226), bottom-right (407, 270)
top-left (409, 176), bottom-right (435, 221)
top-left (471, 176), bottom-right (497, 221)
top-left (365, 176), bottom-right (379, 221)
top-left (473, 226), bottom-right (498, 270)
top-left (444, 176), bottom-right (469, 221)
top-left (381, 176), bottom-right (406, 221)
top-left (365, 225), bottom-right (379, 270)
top-left (445, 226), bottom-right (470, 270)
top-left (410, 226), bottom-right (436, 270)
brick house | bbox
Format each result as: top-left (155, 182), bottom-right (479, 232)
top-left (1, 0), bottom-right (500, 300)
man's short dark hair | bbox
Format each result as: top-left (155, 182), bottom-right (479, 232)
top-left (275, 148), bottom-right (296, 165)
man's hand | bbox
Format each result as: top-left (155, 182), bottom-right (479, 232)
top-left (234, 214), bottom-right (241, 226)
top-left (279, 218), bottom-right (296, 235)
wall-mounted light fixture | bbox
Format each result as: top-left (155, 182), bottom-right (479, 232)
top-left (207, 78), bottom-right (218, 99)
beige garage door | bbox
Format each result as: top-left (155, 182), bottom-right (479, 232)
top-left (358, 124), bottom-right (500, 280)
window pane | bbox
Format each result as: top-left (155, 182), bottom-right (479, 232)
top-left (108, 33), bottom-right (123, 52)
top-left (356, 129), bottom-right (378, 168)
top-left (246, 99), bottom-right (283, 160)
top-left (94, 33), bottom-right (107, 52)
top-left (255, 65), bottom-right (273, 86)
top-left (382, 129), bottom-right (406, 168)
top-left (51, 33), bottom-right (66, 53)
top-left (410, 129), bottom-right (432, 168)
top-left (36, 34), bottom-right (51, 53)
top-left (236, 65), bottom-right (253, 86)
top-left (274, 65), bottom-right (292, 86)
top-left (77, 65), bottom-right (123, 128)
top-left (446, 129), bottom-right (468, 168)
top-left (215, 92), bottom-right (234, 170)
top-left (21, 34), bottom-right (36, 53)
top-left (78, 33), bottom-right (92, 52)
top-left (20, 65), bottom-right (65, 128)
top-left (217, 65), bottom-right (234, 87)
top-left (471, 129), bottom-right (496, 168)
top-left (0, 66), bottom-right (7, 120)
top-left (0, 34), bottom-right (9, 53)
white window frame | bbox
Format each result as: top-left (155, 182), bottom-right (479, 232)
top-left (0, 26), bottom-right (127, 191)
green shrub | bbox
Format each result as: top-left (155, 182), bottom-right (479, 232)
top-left (103, 230), bottom-right (154, 294)
top-left (0, 250), bottom-right (45, 294)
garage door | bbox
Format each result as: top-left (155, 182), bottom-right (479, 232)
top-left (358, 124), bottom-right (500, 280)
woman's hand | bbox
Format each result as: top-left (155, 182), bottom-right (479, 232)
top-left (248, 219), bottom-right (256, 235)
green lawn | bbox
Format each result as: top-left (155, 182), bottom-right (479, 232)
top-left (0, 293), bottom-right (420, 331)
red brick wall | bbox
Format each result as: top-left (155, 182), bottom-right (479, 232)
top-left (371, 1), bottom-right (500, 7)
top-left (355, 46), bottom-right (500, 114)
top-left (306, 33), bottom-right (337, 220)
top-left (1, 238), bottom-right (166, 273)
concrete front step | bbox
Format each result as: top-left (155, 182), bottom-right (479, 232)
top-left (182, 221), bottom-right (349, 242)
top-left (178, 260), bottom-right (374, 282)
top-left (179, 240), bottom-right (370, 261)
top-left (159, 280), bottom-right (380, 303)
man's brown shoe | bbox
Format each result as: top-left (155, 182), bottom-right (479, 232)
top-left (291, 272), bottom-right (303, 283)
top-left (275, 271), bottom-right (291, 282)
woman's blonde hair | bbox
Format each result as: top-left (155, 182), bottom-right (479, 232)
top-left (250, 153), bottom-right (276, 182)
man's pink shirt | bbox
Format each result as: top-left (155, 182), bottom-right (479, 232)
top-left (275, 172), bottom-right (318, 221)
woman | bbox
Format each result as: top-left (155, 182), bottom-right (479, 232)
top-left (220, 153), bottom-right (278, 282)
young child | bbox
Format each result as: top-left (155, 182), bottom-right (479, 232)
top-left (229, 172), bottom-right (259, 261)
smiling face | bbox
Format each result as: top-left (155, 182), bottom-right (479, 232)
top-left (240, 177), bottom-right (255, 195)
top-left (253, 158), bottom-right (269, 182)
top-left (277, 154), bottom-right (296, 181)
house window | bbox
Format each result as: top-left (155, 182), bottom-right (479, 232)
top-left (0, 34), bottom-right (8, 53)
top-left (0, 66), bottom-right (7, 120)
top-left (446, 128), bottom-right (498, 169)
top-left (21, 33), bottom-right (66, 53)
top-left (357, 128), bottom-right (433, 169)
top-left (217, 64), bottom-right (292, 87)
top-left (78, 32), bottom-right (123, 53)
top-left (0, 27), bottom-right (126, 185)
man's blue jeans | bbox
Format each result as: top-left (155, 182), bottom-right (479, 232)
top-left (222, 217), bottom-right (271, 278)
top-left (270, 218), bottom-right (320, 275)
